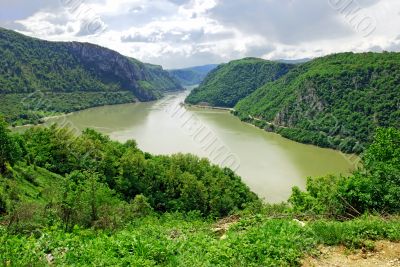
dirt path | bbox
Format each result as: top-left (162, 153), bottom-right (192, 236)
top-left (303, 241), bottom-right (400, 267)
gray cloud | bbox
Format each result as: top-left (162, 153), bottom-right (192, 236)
top-left (121, 28), bottom-right (235, 44)
top-left (166, 0), bottom-right (190, 6)
top-left (209, 0), bottom-right (379, 44)
top-left (0, 0), bottom-right (398, 69)
top-left (142, 49), bottom-right (227, 69)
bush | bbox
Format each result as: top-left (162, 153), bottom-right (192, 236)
top-left (289, 128), bottom-right (400, 217)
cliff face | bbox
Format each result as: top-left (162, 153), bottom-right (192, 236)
top-left (0, 28), bottom-right (182, 101)
top-left (67, 42), bottom-right (150, 101)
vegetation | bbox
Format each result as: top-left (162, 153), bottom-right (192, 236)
top-left (0, 113), bottom-right (399, 265)
top-left (0, 91), bottom-right (136, 125)
top-left (289, 127), bottom-right (400, 217)
top-left (185, 58), bottom-right (293, 107)
top-left (235, 52), bottom-right (400, 153)
top-left (0, 118), bottom-right (258, 218)
top-left (0, 28), bottom-right (182, 124)
top-left (168, 64), bottom-right (218, 86)
top-left (2, 213), bottom-right (399, 266)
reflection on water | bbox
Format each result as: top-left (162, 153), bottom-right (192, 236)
top-left (27, 90), bottom-right (355, 202)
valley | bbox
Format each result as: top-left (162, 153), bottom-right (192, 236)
top-left (25, 90), bottom-right (355, 202)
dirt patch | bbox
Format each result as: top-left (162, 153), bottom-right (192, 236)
top-left (303, 241), bottom-right (400, 267)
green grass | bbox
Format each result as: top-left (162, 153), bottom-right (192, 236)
top-left (1, 214), bottom-right (399, 266)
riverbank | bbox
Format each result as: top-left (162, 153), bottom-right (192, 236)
top-left (184, 103), bottom-right (235, 112)
top-left (1, 91), bottom-right (137, 127)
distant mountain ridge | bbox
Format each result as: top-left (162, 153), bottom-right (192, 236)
top-left (168, 64), bottom-right (218, 86)
top-left (0, 28), bottom-right (182, 124)
top-left (185, 58), bottom-right (293, 107)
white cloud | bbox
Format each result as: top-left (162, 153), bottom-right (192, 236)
top-left (2, 0), bottom-right (400, 68)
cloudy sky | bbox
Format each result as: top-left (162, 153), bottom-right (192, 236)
top-left (1, 0), bottom-right (400, 68)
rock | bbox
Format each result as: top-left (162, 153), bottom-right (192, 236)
top-left (46, 253), bottom-right (54, 264)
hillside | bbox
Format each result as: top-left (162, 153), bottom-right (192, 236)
top-left (0, 28), bottom-right (182, 125)
top-left (168, 64), bottom-right (218, 86)
top-left (235, 52), bottom-right (400, 153)
top-left (185, 58), bottom-right (293, 107)
top-left (1, 117), bottom-right (399, 266)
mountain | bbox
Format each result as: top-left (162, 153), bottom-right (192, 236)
top-left (168, 64), bottom-right (218, 86)
top-left (235, 52), bottom-right (400, 153)
top-left (0, 28), bottom-right (182, 124)
top-left (185, 58), bottom-right (293, 107)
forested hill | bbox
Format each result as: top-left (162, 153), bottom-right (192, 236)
top-left (168, 64), bottom-right (218, 86)
top-left (185, 58), bottom-right (293, 107)
top-left (235, 52), bottom-right (400, 153)
top-left (0, 28), bottom-right (182, 125)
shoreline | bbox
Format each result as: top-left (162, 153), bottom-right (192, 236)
top-left (185, 102), bottom-right (359, 166)
top-left (12, 112), bottom-right (75, 129)
top-left (184, 103), bottom-right (235, 112)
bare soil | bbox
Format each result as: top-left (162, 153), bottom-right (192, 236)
top-left (303, 241), bottom-right (400, 267)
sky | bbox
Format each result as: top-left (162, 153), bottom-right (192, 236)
top-left (0, 0), bottom-right (400, 69)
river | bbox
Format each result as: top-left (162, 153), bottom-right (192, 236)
top-left (34, 90), bottom-right (355, 202)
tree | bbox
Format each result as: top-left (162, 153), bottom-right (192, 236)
top-left (0, 117), bottom-right (21, 173)
top-left (60, 170), bottom-right (118, 230)
top-left (130, 194), bottom-right (153, 217)
top-left (340, 127), bottom-right (400, 214)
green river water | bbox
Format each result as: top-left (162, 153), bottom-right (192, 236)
top-left (27, 90), bottom-right (356, 202)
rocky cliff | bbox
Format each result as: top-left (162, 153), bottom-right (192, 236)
top-left (0, 27), bottom-right (182, 101)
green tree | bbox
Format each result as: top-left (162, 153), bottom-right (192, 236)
top-left (339, 128), bottom-right (400, 214)
top-left (130, 194), bottom-right (153, 217)
top-left (0, 117), bottom-right (21, 173)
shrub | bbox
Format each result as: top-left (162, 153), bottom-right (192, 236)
top-left (289, 128), bottom-right (400, 217)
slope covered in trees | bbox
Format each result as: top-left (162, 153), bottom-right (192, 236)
top-left (168, 64), bottom-right (218, 86)
top-left (0, 118), bottom-right (258, 219)
top-left (185, 58), bottom-right (293, 107)
top-left (235, 52), bottom-right (400, 153)
top-left (1, 117), bottom-right (399, 265)
top-left (0, 28), bottom-right (182, 124)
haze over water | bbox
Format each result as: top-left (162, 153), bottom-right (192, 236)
top-left (43, 90), bottom-right (355, 202)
